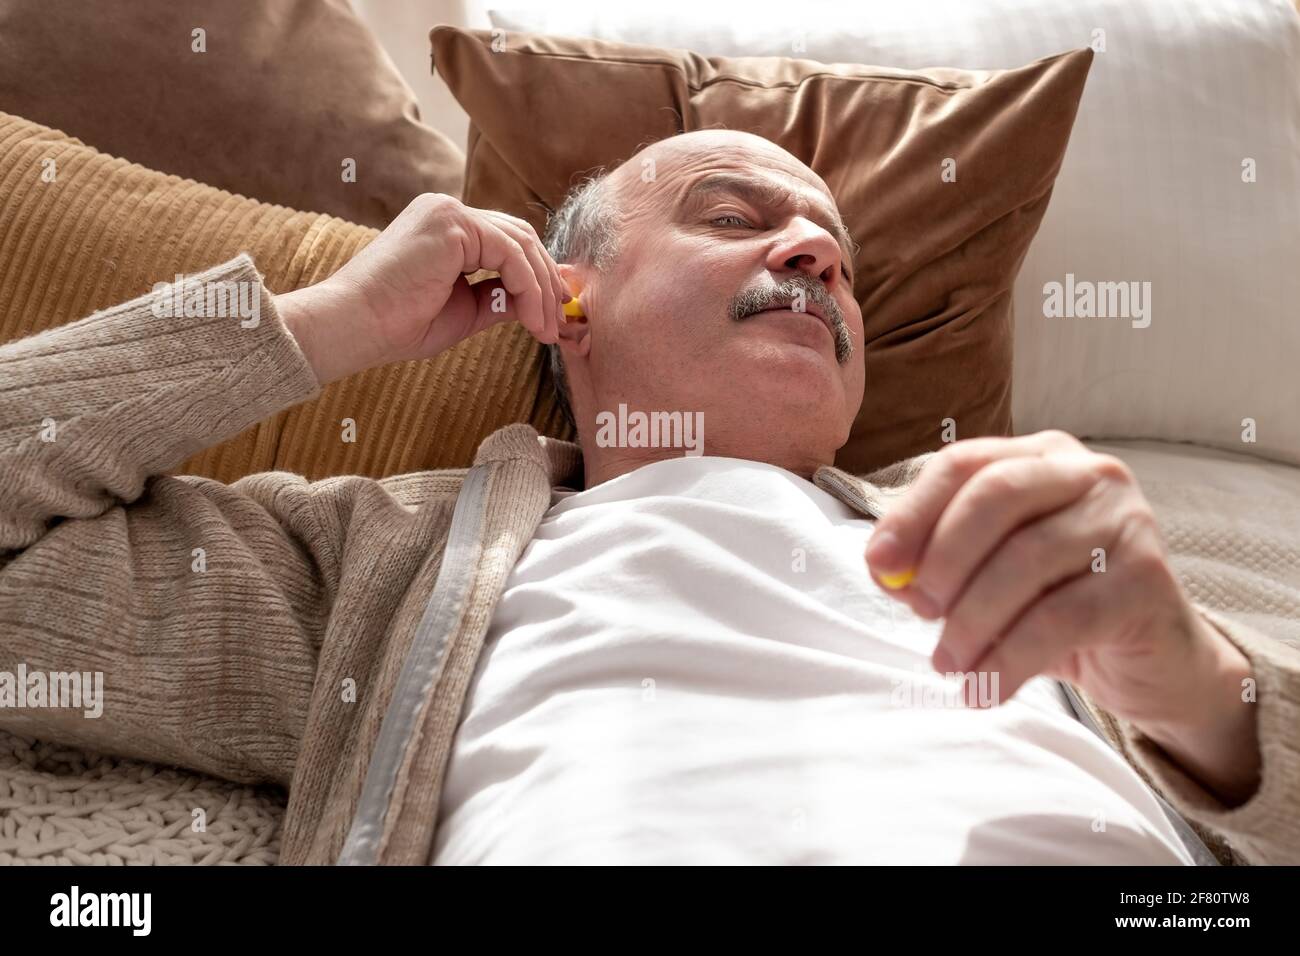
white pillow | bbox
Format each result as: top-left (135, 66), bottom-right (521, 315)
top-left (490, 0), bottom-right (1300, 466)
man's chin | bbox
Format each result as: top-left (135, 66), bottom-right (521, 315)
top-left (737, 340), bottom-right (846, 398)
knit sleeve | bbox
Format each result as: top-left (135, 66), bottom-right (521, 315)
top-left (1114, 605), bottom-right (1300, 865)
top-left (0, 253), bottom-right (321, 550)
top-left (0, 256), bottom-right (336, 785)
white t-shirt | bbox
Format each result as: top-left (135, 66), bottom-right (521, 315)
top-left (432, 456), bottom-right (1194, 865)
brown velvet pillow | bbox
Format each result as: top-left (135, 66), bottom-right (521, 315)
top-left (0, 0), bottom-right (464, 228)
top-left (431, 26), bottom-right (1093, 474)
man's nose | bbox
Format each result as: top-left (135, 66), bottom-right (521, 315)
top-left (769, 218), bottom-right (844, 287)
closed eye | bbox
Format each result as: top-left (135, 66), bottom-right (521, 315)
top-left (712, 213), bottom-right (853, 284)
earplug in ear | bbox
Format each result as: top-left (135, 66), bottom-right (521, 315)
top-left (562, 296), bottom-right (586, 321)
top-left (562, 280), bottom-right (586, 321)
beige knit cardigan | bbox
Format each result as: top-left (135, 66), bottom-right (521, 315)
top-left (1, 255), bottom-right (1297, 865)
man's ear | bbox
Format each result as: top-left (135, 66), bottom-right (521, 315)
top-left (556, 263), bottom-right (593, 357)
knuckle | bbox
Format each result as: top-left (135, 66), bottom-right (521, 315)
top-left (415, 191), bottom-right (457, 214)
top-left (1123, 499), bottom-right (1159, 531)
top-left (1112, 503), bottom-right (1170, 579)
top-left (510, 214), bottom-right (541, 237)
top-left (1042, 428), bottom-right (1082, 451)
top-left (967, 462), bottom-right (1023, 506)
top-left (501, 231), bottom-right (528, 258)
top-left (1124, 535), bottom-right (1168, 578)
top-left (1089, 453), bottom-right (1135, 486)
top-left (486, 209), bottom-right (541, 240)
top-left (938, 443), bottom-right (983, 482)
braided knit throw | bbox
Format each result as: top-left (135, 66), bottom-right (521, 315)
top-left (0, 730), bottom-right (284, 865)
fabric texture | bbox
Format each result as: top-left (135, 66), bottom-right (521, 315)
top-left (491, 0), bottom-right (1300, 467)
top-left (0, 733), bottom-right (283, 865)
top-left (2, 257), bottom-right (1299, 865)
top-left (0, 110), bottom-right (569, 482)
top-left (434, 455), bottom-right (1193, 865)
top-left (0, 0), bottom-right (464, 227)
top-left (429, 25), bottom-right (1095, 475)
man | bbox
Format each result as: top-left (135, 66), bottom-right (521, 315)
top-left (0, 130), bottom-right (1295, 865)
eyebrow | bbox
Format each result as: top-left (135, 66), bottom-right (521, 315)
top-left (678, 172), bottom-right (858, 266)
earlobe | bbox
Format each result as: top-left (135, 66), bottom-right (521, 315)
top-left (558, 312), bottom-right (592, 356)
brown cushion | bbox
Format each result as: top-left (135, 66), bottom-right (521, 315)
top-left (431, 26), bottom-right (1094, 474)
top-left (0, 0), bottom-right (464, 228)
top-left (0, 111), bottom-right (566, 482)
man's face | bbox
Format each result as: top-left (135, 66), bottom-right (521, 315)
top-left (566, 130), bottom-right (866, 470)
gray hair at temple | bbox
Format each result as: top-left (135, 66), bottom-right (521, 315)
top-left (541, 172), bottom-right (621, 434)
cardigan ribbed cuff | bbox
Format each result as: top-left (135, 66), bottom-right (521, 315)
top-left (0, 253), bottom-right (321, 548)
top-left (1116, 604), bottom-right (1300, 864)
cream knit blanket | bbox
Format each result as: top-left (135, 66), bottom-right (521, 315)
top-left (0, 732), bottom-right (283, 865)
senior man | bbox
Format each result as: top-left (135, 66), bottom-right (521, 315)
top-left (1, 130), bottom-right (1295, 866)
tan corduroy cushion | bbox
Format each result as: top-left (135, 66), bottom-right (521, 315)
top-left (432, 27), bottom-right (1094, 474)
top-left (0, 111), bottom-right (566, 482)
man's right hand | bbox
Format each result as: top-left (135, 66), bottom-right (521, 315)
top-left (276, 193), bottom-right (568, 385)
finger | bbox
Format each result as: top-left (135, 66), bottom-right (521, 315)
top-left (865, 430), bottom-right (1081, 596)
top-left (460, 274), bottom-right (553, 346)
top-left (495, 211), bottom-right (569, 307)
top-left (466, 276), bottom-right (513, 331)
top-left (912, 452), bottom-right (1106, 621)
top-left (480, 213), bottom-right (555, 342)
top-left (476, 221), bottom-right (546, 340)
top-left (962, 569), bottom-right (1116, 707)
top-left (516, 233), bottom-right (560, 344)
top-left (483, 211), bottom-right (563, 344)
top-left (936, 486), bottom-right (1119, 672)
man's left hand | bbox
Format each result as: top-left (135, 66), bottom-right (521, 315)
top-left (864, 430), bottom-right (1261, 805)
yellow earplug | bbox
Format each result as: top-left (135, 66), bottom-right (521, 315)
top-left (877, 568), bottom-right (916, 590)
top-left (562, 296), bottom-right (585, 320)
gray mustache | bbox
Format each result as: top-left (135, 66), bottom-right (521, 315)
top-left (729, 275), bottom-right (854, 365)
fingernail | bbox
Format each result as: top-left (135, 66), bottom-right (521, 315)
top-left (932, 646), bottom-right (956, 673)
top-left (867, 529), bottom-right (903, 566)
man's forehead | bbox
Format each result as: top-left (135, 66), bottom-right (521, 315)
top-left (609, 136), bottom-right (853, 256)
top-left (617, 135), bottom-right (833, 205)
